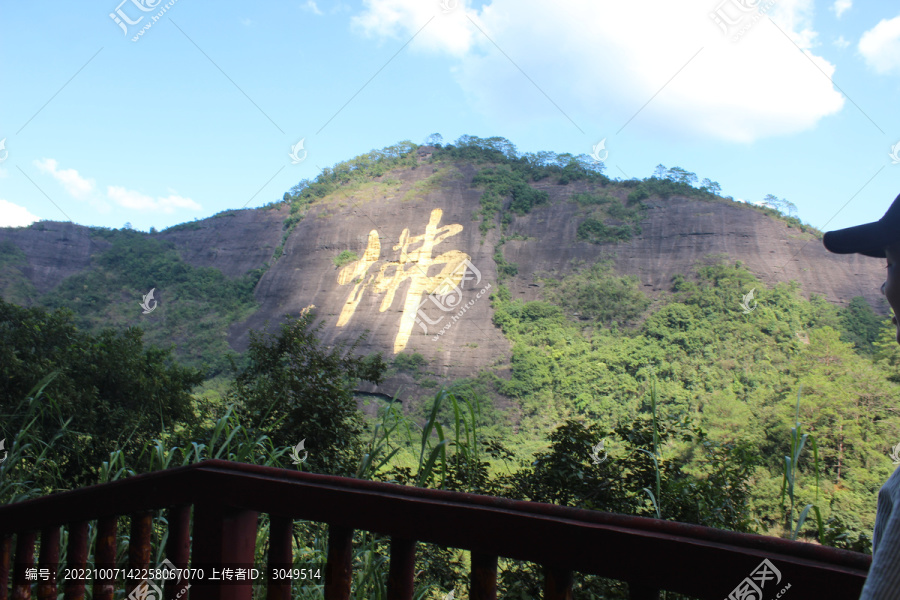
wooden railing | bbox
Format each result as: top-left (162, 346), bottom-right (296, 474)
top-left (0, 459), bottom-right (871, 599)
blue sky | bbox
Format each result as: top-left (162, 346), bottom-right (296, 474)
top-left (1, 0), bottom-right (899, 235)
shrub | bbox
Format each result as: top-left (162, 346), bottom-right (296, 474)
top-left (334, 250), bottom-right (359, 268)
top-left (577, 218), bottom-right (635, 243)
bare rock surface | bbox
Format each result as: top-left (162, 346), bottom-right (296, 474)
top-left (156, 205), bottom-right (289, 279)
top-left (0, 221), bottom-right (109, 294)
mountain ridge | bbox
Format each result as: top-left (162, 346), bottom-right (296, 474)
top-left (0, 139), bottom-right (888, 399)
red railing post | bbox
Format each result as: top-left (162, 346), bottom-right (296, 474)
top-left (11, 531), bottom-right (36, 600)
top-left (63, 522), bottom-right (89, 600)
top-left (92, 516), bottom-right (118, 600)
top-left (543, 565), bottom-right (573, 600)
top-left (324, 525), bottom-right (353, 600)
top-left (0, 534), bottom-right (12, 600)
top-left (164, 505), bottom-right (191, 600)
top-left (36, 527), bottom-right (59, 600)
top-left (386, 538), bottom-right (416, 600)
top-left (126, 512), bottom-right (153, 599)
top-left (265, 515), bottom-right (293, 600)
top-left (190, 503), bottom-right (259, 600)
top-left (469, 552), bottom-right (497, 600)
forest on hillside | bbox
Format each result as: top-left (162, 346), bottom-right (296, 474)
top-left (1, 136), bottom-right (897, 599)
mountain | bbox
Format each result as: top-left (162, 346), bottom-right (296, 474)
top-left (0, 138), bottom-right (887, 400)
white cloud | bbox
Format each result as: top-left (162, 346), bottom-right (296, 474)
top-left (833, 35), bottom-right (850, 49)
top-left (303, 1), bottom-right (324, 16)
top-left (832, 0), bottom-right (852, 19)
top-left (0, 199), bottom-right (39, 228)
top-left (859, 15), bottom-right (900, 75)
top-left (33, 158), bottom-right (95, 199)
top-left (351, 0), bottom-right (845, 142)
top-left (107, 186), bottom-right (201, 214)
top-left (351, 0), bottom-right (475, 56)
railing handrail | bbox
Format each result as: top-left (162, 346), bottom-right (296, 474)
top-left (0, 459), bottom-right (872, 598)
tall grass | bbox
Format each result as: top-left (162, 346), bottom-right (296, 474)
top-left (0, 371), bottom-right (70, 504)
top-left (780, 385), bottom-right (825, 541)
top-left (637, 380), bottom-right (663, 519)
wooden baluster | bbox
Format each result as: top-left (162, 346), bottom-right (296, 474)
top-left (324, 525), bottom-right (353, 600)
top-left (126, 512), bottom-right (153, 600)
top-left (266, 516), bottom-right (293, 600)
top-left (543, 565), bottom-right (573, 600)
top-left (63, 522), bottom-right (89, 600)
top-left (190, 504), bottom-right (259, 600)
top-left (164, 505), bottom-right (191, 600)
top-left (11, 531), bottom-right (36, 600)
top-left (469, 553), bottom-right (497, 600)
top-left (386, 538), bottom-right (415, 600)
top-left (0, 534), bottom-right (12, 600)
top-left (36, 527), bottom-right (59, 600)
top-left (628, 582), bottom-right (661, 600)
top-left (92, 516), bottom-right (118, 600)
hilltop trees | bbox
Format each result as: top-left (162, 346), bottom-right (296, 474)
top-left (762, 194), bottom-right (798, 217)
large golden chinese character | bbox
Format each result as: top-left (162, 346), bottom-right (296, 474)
top-left (336, 208), bottom-right (470, 353)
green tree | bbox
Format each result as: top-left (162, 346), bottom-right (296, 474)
top-left (763, 194), bottom-right (798, 217)
top-left (837, 296), bottom-right (888, 354)
top-left (700, 178), bottom-right (722, 196)
top-left (0, 298), bottom-right (203, 488)
top-left (230, 311), bottom-right (387, 475)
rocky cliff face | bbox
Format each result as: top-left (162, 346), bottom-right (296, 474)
top-left (0, 156), bottom-right (887, 399)
top-left (231, 162), bottom-right (511, 394)
top-left (0, 222), bottom-right (111, 295)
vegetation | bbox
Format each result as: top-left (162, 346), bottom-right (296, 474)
top-left (334, 250), bottom-right (359, 268)
top-left (31, 230), bottom-right (263, 377)
top-left (1, 135), bottom-right (893, 597)
top-left (0, 298), bottom-right (203, 489)
top-left (540, 261), bottom-right (650, 324)
top-left (278, 141), bottom-right (419, 226)
top-left (230, 311), bottom-right (386, 475)
top-left (482, 257), bottom-right (894, 552)
top-left (0, 240), bottom-right (36, 305)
